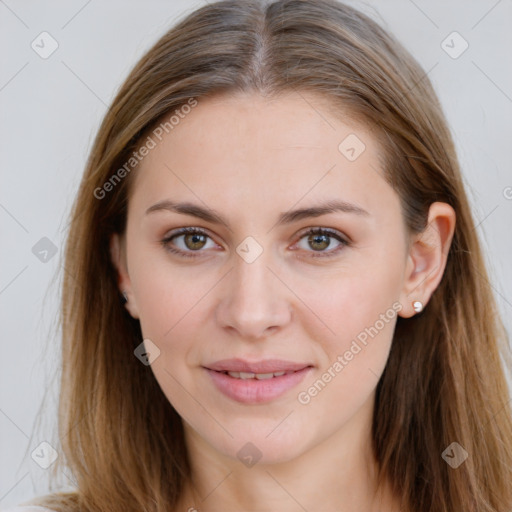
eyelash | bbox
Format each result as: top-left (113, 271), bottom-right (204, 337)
top-left (161, 227), bottom-right (350, 260)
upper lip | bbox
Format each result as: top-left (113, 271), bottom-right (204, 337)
top-left (205, 358), bottom-right (312, 374)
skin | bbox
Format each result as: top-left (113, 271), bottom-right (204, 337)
top-left (110, 91), bottom-right (455, 512)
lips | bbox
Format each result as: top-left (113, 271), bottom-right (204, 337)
top-left (203, 358), bottom-right (313, 404)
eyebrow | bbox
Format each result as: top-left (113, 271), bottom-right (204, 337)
top-left (145, 199), bottom-right (369, 229)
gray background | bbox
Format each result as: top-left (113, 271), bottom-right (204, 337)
top-left (1, 0), bottom-right (511, 507)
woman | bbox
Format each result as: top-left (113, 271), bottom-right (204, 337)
top-left (7, 0), bottom-right (512, 511)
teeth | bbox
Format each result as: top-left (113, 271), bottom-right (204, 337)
top-left (226, 370), bottom-right (289, 379)
top-left (254, 373), bottom-right (274, 380)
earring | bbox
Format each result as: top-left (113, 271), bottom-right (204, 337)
top-left (412, 300), bottom-right (423, 313)
top-left (121, 291), bottom-right (128, 304)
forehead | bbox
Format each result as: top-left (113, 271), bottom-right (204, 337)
top-left (128, 91), bottom-right (392, 220)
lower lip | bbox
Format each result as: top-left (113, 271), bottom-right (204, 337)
top-left (204, 367), bottom-right (312, 404)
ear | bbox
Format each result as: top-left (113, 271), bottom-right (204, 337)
top-left (110, 233), bottom-right (140, 319)
top-left (398, 202), bottom-right (456, 318)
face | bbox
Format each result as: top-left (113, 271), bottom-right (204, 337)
top-left (112, 91), bottom-right (414, 465)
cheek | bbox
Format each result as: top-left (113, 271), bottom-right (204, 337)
top-left (130, 262), bottom-right (209, 420)
top-left (303, 258), bottom-right (403, 346)
top-left (129, 243), bottom-right (216, 341)
top-left (294, 284), bottom-right (399, 439)
top-left (129, 255), bottom-right (218, 402)
top-left (296, 255), bottom-right (403, 403)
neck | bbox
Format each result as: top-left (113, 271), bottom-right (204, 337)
top-left (175, 393), bottom-right (400, 512)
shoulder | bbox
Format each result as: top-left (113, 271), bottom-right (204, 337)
top-left (1, 507), bottom-right (56, 512)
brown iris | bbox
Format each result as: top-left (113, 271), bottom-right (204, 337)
top-left (308, 233), bottom-right (330, 251)
top-left (184, 233), bottom-right (208, 250)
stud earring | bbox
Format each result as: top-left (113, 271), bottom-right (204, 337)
top-left (412, 300), bottom-right (423, 313)
top-left (121, 291), bottom-right (128, 304)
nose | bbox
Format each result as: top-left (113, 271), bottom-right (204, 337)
top-left (215, 248), bottom-right (292, 340)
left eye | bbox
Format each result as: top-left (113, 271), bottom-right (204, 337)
top-left (293, 228), bottom-right (348, 257)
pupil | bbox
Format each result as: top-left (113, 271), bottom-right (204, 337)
top-left (309, 233), bottom-right (329, 251)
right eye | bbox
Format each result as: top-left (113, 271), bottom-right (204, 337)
top-left (161, 227), bottom-right (220, 258)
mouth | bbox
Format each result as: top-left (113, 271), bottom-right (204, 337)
top-left (203, 359), bottom-right (313, 404)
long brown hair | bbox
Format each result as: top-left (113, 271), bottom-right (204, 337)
top-left (30, 1), bottom-right (512, 511)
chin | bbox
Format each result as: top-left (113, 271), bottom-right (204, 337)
top-left (204, 419), bottom-right (312, 466)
